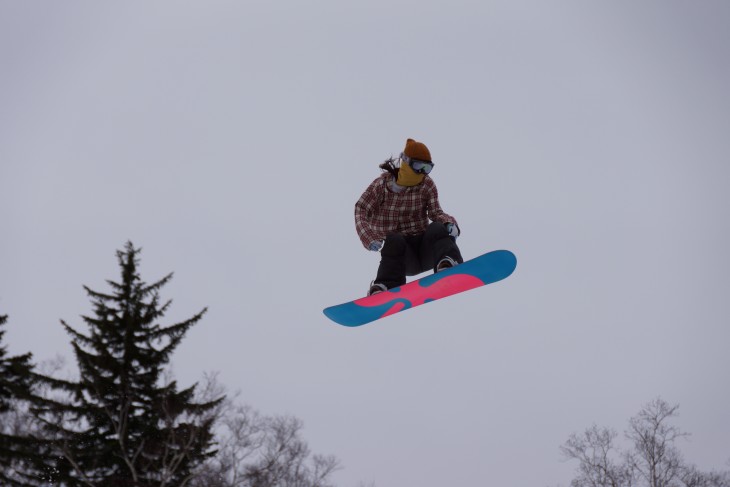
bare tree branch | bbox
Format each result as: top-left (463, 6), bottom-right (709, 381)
top-left (562, 398), bottom-right (729, 487)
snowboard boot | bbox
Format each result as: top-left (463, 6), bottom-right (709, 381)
top-left (436, 256), bottom-right (459, 273)
top-left (368, 282), bottom-right (388, 296)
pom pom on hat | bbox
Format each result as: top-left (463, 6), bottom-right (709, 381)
top-left (403, 138), bottom-right (431, 162)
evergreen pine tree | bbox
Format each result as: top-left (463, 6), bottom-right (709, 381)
top-left (0, 313), bottom-right (42, 486)
top-left (35, 242), bottom-right (223, 486)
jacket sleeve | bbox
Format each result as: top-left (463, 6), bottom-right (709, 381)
top-left (425, 178), bottom-right (458, 229)
top-left (354, 177), bottom-right (384, 249)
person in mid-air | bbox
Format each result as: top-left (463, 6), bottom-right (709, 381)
top-left (355, 138), bottom-right (463, 296)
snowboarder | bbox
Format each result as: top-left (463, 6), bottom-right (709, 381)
top-left (355, 138), bottom-right (464, 296)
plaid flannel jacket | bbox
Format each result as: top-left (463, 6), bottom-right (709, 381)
top-left (354, 173), bottom-right (458, 249)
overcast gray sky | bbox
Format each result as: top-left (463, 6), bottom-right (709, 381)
top-left (2, 1), bottom-right (729, 485)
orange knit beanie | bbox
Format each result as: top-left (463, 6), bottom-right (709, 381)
top-left (403, 138), bottom-right (432, 162)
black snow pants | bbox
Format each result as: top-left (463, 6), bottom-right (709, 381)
top-left (374, 222), bottom-right (464, 290)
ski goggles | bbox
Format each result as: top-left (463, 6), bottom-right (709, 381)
top-left (401, 153), bottom-right (435, 174)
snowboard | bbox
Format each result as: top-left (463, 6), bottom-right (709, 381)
top-left (323, 249), bottom-right (517, 327)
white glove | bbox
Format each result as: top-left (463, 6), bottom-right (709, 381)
top-left (446, 223), bottom-right (460, 239)
top-left (368, 240), bottom-right (384, 252)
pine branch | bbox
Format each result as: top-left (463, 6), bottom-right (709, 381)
top-left (36, 242), bottom-right (221, 485)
